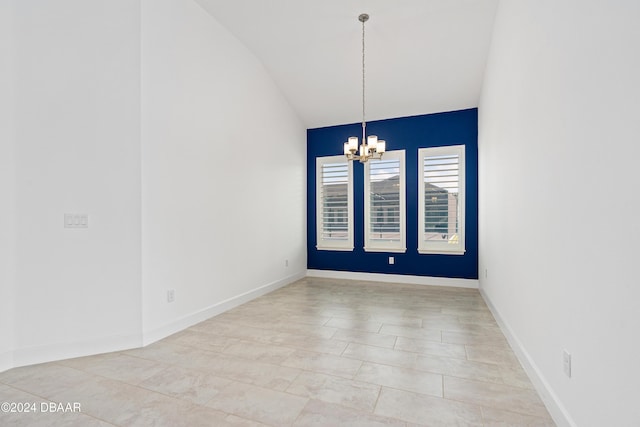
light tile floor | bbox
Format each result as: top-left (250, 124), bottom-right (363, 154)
top-left (0, 277), bottom-right (555, 426)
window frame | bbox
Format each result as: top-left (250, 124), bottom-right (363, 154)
top-left (364, 149), bottom-right (406, 253)
top-left (418, 145), bottom-right (466, 255)
top-left (316, 155), bottom-right (354, 251)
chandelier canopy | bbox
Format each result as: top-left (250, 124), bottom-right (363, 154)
top-left (344, 13), bottom-right (386, 163)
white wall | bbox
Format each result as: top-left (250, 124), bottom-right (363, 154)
top-left (478, 1), bottom-right (640, 426)
top-left (10, 0), bottom-right (143, 366)
top-left (1, 0), bottom-right (306, 370)
top-left (140, 0), bottom-right (306, 342)
top-left (0, 0), bottom-right (16, 371)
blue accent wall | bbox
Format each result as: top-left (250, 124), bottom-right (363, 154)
top-left (307, 108), bottom-right (478, 279)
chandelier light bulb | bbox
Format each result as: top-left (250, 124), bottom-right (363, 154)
top-left (367, 135), bottom-right (378, 149)
top-left (377, 140), bottom-right (386, 154)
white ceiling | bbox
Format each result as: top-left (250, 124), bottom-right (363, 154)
top-left (195, 0), bottom-right (499, 129)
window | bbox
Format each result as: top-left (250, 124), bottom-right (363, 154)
top-left (418, 145), bottom-right (465, 254)
top-left (364, 150), bottom-right (406, 252)
top-left (316, 155), bottom-right (354, 251)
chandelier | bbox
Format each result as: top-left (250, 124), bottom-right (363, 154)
top-left (344, 13), bottom-right (386, 163)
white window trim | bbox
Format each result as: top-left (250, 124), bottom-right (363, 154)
top-left (418, 145), bottom-right (465, 255)
top-left (364, 150), bottom-right (406, 253)
top-left (316, 155), bottom-right (354, 251)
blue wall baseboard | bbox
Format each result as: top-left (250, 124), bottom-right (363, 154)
top-left (307, 108), bottom-right (478, 280)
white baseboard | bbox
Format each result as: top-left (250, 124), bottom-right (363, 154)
top-left (141, 270), bottom-right (306, 346)
top-left (306, 269), bottom-right (479, 289)
top-left (10, 333), bottom-right (142, 370)
top-left (1, 271), bottom-right (306, 373)
top-left (479, 287), bottom-right (575, 427)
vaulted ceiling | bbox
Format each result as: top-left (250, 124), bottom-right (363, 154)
top-left (195, 0), bottom-right (499, 129)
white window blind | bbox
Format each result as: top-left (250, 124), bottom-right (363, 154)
top-left (364, 150), bottom-right (406, 253)
top-left (316, 155), bottom-right (354, 251)
top-left (418, 145), bottom-right (465, 254)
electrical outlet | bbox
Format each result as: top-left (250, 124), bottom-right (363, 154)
top-left (64, 213), bottom-right (89, 229)
top-left (563, 350), bottom-right (571, 378)
top-left (388, 256), bottom-right (394, 265)
top-left (285, 259), bottom-right (289, 267)
top-left (167, 289), bottom-right (175, 303)
top-left (485, 268), bottom-right (488, 278)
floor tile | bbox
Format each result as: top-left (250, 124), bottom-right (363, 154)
top-left (222, 340), bottom-right (296, 364)
top-left (465, 344), bottom-right (521, 366)
top-left (0, 383), bottom-right (111, 427)
top-left (355, 361), bottom-right (443, 397)
top-left (51, 375), bottom-right (229, 427)
top-left (265, 322), bottom-right (338, 339)
top-left (0, 363), bottom-right (97, 399)
top-left (499, 364), bottom-right (536, 389)
top-left (442, 330), bottom-right (510, 347)
top-left (206, 381), bottom-right (308, 426)
top-left (0, 410), bottom-right (111, 427)
top-left (121, 340), bottom-right (192, 364)
top-left (419, 314), bottom-right (465, 330)
top-left (190, 321), bottom-right (282, 344)
top-left (224, 414), bottom-right (272, 427)
top-left (271, 332), bottom-right (349, 355)
top-left (285, 314), bottom-right (334, 326)
top-left (395, 335), bottom-right (467, 359)
top-left (191, 352), bottom-right (301, 391)
top-left (342, 342), bottom-right (417, 369)
top-left (481, 406), bottom-right (556, 426)
top-left (138, 365), bottom-right (231, 404)
top-left (293, 399), bottom-right (405, 427)
top-left (325, 317), bottom-right (383, 333)
top-left (331, 328), bottom-right (397, 349)
top-left (375, 386), bottom-right (483, 426)
top-left (444, 376), bottom-right (549, 418)
top-left (286, 371), bottom-right (380, 412)
top-left (163, 329), bottom-right (238, 353)
top-left (379, 324), bottom-right (442, 342)
top-left (411, 353), bottom-right (504, 384)
top-left (58, 353), bottom-right (167, 385)
top-left (372, 314), bottom-right (423, 328)
top-left (282, 350), bottom-right (362, 379)
top-left (333, 312), bottom-right (423, 328)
